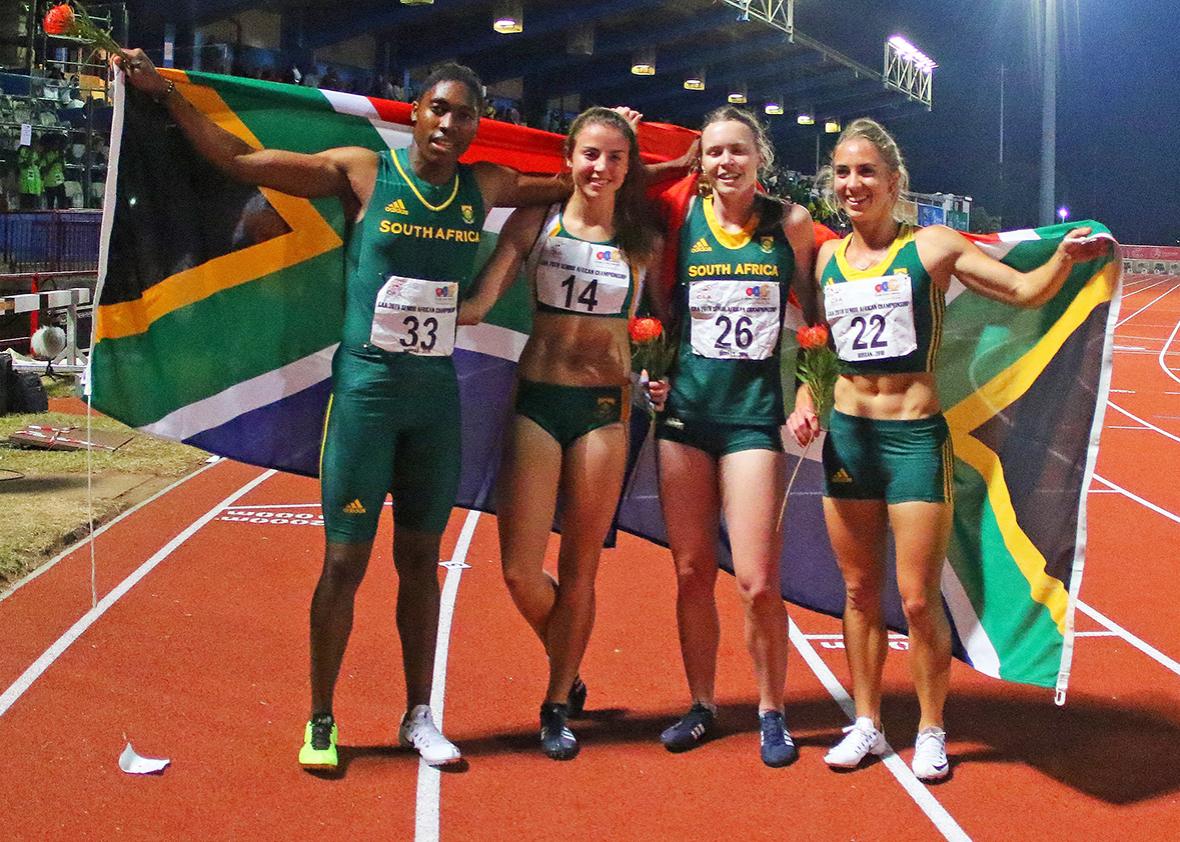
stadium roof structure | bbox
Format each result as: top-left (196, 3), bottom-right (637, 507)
top-left (178, 1), bottom-right (934, 132)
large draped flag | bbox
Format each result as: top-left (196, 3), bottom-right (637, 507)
top-left (91, 71), bottom-right (1121, 700)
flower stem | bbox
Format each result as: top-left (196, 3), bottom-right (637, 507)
top-left (776, 437), bottom-right (813, 534)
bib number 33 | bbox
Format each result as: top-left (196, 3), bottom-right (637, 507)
top-left (370, 276), bottom-right (458, 356)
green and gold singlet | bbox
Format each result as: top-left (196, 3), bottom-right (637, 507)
top-left (667, 195), bottom-right (795, 426)
top-left (820, 226), bottom-right (945, 375)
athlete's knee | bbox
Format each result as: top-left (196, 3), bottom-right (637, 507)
top-left (842, 571), bottom-right (884, 615)
top-left (320, 544), bottom-right (370, 592)
top-left (673, 556), bottom-right (717, 597)
top-left (736, 572), bottom-right (781, 611)
top-left (899, 590), bottom-right (940, 630)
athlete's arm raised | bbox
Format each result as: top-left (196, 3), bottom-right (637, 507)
top-left (116, 50), bottom-right (375, 218)
top-left (458, 204), bottom-right (547, 325)
top-left (917, 224), bottom-right (1111, 309)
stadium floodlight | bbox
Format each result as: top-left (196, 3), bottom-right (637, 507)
top-left (1058, 206), bottom-right (1069, 222)
top-left (631, 48), bottom-right (656, 76)
top-left (493, 1), bottom-right (523, 33)
top-left (764, 98), bottom-right (784, 116)
top-left (683, 68), bottom-right (706, 90)
top-left (400, 0), bottom-right (433, 4)
top-left (796, 111), bottom-right (814, 125)
top-left (888, 35), bottom-right (937, 71)
top-left (824, 119), bottom-right (841, 133)
top-left (728, 84), bottom-right (747, 104)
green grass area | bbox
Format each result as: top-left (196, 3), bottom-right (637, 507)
top-left (0, 380), bottom-right (209, 586)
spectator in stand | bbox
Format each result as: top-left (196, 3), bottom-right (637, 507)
top-left (322, 69), bottom-right (341, 92)
top-left (18, 137), bottom-right (44, 210)
top-left (42, 135), bottom-right (67, 209)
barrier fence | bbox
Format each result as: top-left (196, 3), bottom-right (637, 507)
top-left (0, 210), bottom-right (102, 274)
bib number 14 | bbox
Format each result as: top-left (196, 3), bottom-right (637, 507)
top-left (560, 275), bottom-right (600, 312)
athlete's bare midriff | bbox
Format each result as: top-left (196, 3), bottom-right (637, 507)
top-left (518, 311), bottom-right (630, 386)
top-left (834, 371), bottom-right (941, 420)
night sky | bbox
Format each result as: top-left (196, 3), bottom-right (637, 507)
top-left (798, 0), bottom-right (1177, 245)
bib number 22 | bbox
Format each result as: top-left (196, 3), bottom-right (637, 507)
top-left (849, 314), bottom-right (887, 351)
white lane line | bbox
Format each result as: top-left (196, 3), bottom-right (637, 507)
top-left (0, 459), bottom-right (223, 604)
top-left (1073, 631), bottom-right (1118, 638)
top-left (415, 509), bottom-right (481, 842)
top-left (1117, 283), bottom-right (1178, 328)
top-left (1105, 425), bottom-right (1149, 430)
top-left (1108, 389), bottom-right (1135, 394)
top-left (1107, 402), bottom-right (1180, 445)
top-left (0, 469), bottom-right (276, 718)
top-left (1076, 601), bottom-right (1180, 677)
top-left (1158, 315), bottom-right (1180, 387)
top-left (788, 619), bottom-right (971, 842)
top-left (1092, 475), bottom-right (1180, 526)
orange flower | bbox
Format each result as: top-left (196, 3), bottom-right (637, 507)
top-left (43, 4), bottom-right (76, 36)
top-left (796, 323), bottom-right (830, 350)
top-left (629, 316), bottom-right (663, 344)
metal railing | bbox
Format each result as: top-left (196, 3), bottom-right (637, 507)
top-left (0, 209), bottom-right (101, 274)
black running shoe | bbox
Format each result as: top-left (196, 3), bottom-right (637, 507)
top-left (759, 710), bottom-right (798, 768)
top-left (567, 676), bottom-right (588, 718)
top-left (540, 702), bottom-right (579, 760)
top-left (660, 702), bottom-right (716, 752)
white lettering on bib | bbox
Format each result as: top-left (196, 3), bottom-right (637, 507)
top-left (535, 237), bottom-right (630, 315)
top-left (688, 280), bottom-right (781, 361)
top-left (370, 276), bottom-right (458, 356)
top-left (824, 273), bottom-right (917, 362)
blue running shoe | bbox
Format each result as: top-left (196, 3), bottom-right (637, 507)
top-left (759, 710), bottom-right (798, 768)
top-left (567, 676), bottom-right (588, 719)
top-left (660, 702), bottom-right (716, 752)
top-left (540, 702), bottom-right (579, 760)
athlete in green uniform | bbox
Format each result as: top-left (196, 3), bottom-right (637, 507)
top-left (460, 107), bottom-right (660, 760)
top-left (647, 107), bottom-right (816, 767)
top-left (118, 48), bottom-right (573, 771)
top-left (793, 118), bottom-right (1110, 781)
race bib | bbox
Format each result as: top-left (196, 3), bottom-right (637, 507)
top-left (370, 276), bottom-right (458, 356)
top-left (688, 280), bottom-right (781, 361)
top-left (535, 238), bottom-right (630, 315)
top-left (824, 274), bottom-right (917, 362)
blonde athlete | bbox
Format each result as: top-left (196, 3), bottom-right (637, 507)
top-left (792, 118), bottom-right (1110, 781)
top-left (118, 50), bottom-right (573, 771)
top-left (649, 107), bottom-right (816, 767)
top-left (461, 107), bottom-right (661, 760)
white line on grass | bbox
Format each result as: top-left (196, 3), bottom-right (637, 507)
top-left (0, 469), bottom-right (276, 718)
top-left (415, 509), bottom-right (481, 842)
top-left (787, 619), bottom-right (971, 842)
top-left (0, 459), bottom-right (223, 604)
top-left (1075, 601), bottom-right (1180, 677)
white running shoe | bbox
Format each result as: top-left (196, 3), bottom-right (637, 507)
top-left (824, 716), bottom-right (887, 769)
top-left (911, 726), bottom-right (949, 781)
top-left (398, 705), bottom-right (462, 766)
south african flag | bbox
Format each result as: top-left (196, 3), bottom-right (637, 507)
top-left (90, 70), bottom-right (1121, 698)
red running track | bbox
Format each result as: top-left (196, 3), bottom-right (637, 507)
top-left (2, 275), bottom-right (1179, 840)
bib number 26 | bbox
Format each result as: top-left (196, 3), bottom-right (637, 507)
top-left (714, 314), bottom-right (754, 350)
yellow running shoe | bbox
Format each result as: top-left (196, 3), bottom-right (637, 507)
top-left (299, 714), bottom-right (338, 770)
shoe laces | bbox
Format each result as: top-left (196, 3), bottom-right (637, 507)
top-left (838, 718), bottom-right (880, 753)
top-left (309, 714), bottom-right (334, 750)
top-left (404, 706), bottom-right (448, 747)
top-left (914, 726), bottom-right (946, 760)
top-left (760, 711), bottom-right (791, 745)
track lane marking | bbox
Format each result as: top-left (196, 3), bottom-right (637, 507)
top-left (415, 509), bottom-right (480, 842)
top-left (0, 469), bottom-right (276, 718)
top-left (1106, 402), bottom-right (1180, 445)
top-left (788, 619), bottom-right (971, 842)
top-left (1116, 283), bottom-right (1179, 328)
top-left (1092, 475), bottom-right (1180, 526)
top-left (0, 459), bottom-right (224, 604)
top-left (1075, 601), bottom-right (1180, 678)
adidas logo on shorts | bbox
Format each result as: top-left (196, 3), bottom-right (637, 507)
top-left (343, 499), bottom-right (367, 514)
top-left (690, 237), bottom-right (712, 254)
top-left (831, 469), bottom-right (854, 484)
top-left (385, 198), bottom-right (409, 215)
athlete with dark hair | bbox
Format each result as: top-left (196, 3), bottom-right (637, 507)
top-left (117, 49), bottom-right (574, 770)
